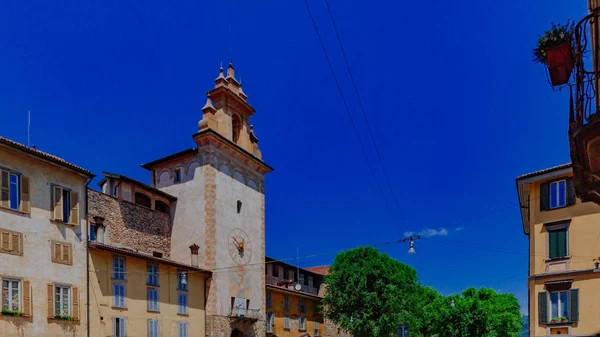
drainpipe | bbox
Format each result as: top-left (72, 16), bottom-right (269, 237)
top-left (85, 177), bottom-right (92, 337)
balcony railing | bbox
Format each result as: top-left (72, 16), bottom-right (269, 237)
top-left (229, 307), bottom-right (261, 320)
top-left (571, 7), bottom-right (600, 129)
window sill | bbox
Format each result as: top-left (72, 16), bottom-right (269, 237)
top-left (49, 219), bottom-right (78, 227)
top-left (147, 310), bottom-right (160, 313)
top-left (545, 320), bottom-right (573, 326)
top-left (47, 317), bottom-right (80, 323)
top-left (545, 256), bottom-right (571, 262)
top-left (111, 279), bottom-right (127, 282)
top-left (177, 313), bottom-right (189, 317)
top-left (0, 250), bottom-right (23, 257)
top-left (51, 260), bottom-right (73, 266)
top-left (111, 306), bottom-right (127, 311)
top-left (0, 207), bottom-right (30, 217)
top-left (147, 284), bottom-right (160, 287)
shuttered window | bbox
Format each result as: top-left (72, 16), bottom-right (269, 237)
top-left (113, 283), bottom-right (126, 308)
top-left (178, 321), bottom-right (188, 337)
top-left (299, 298), bottom-right (305, 313)
top-left (148, 319), bottom-right (159, 337)
top-left (51, 241), bottom-right (73, 265)
top-left (1, 279), bottom-right (20, 312)
top-left (314, 321), bottom-right (320, 336)
top-left (112, 256), bottom-right (126, 280)
top-left (54, 285), bottom-right (71, 316)
top-left (539, 289), bottom-right (579, 324)
top-left (540, 178), bottom-right (576, 211)
top-left (51, 186), bottom-right (79, 225)
top-left (284, 295), bottom-right (290, 310)
top-left (178, 293), bottom-right (188, 315)
top-left (266, 312), bottom-right (274, 332)
top-left (147, 288), bottom-right (159, 312)
top-left (147, 262), bottom-right (159, 286)
top-left (114, 317), bottom-right (126, 337)
top-left (266, 291), bottom-right (272, 308)
top-left (0, 170), bottom-right (30, 213)
top-left (299, 316), bottom-right (307, 331)
top-left (284, 314), bottom-right (290, 329)
top-left (0, 229), bottom-right (23, 256)
top-left (548, 228), bottom-right (568, 259)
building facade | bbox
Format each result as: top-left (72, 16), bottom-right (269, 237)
top-left (265, 258), bottom-right (325, 337)
top-left (517, 164), bottom-right (600, 336)
top-left (0, 137), bottom-right (93, 337)
top-left (88, 180), bottom-right (210, 337)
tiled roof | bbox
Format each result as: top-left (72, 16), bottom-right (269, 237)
top-left (140, 148), bottom-right (197, 170)
top-left (89, 242), bottom-right (211, 275)
top-left (266, 282), bottom-right (322, 299)
top-left (0, 136), bottom-right (94, 177)
top-left (100, 172), bottom-right (177, 200)
top-left (516, 163), bottom-right (572, 180)
top-left (304, 265), bottom-right (330, 275)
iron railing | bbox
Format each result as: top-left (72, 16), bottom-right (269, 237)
top-left (229, 307), bottom-right (261, 320)
top-left (571, 7), bottom-right (600, 129)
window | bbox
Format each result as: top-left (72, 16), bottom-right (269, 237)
top-left (2, 279), bottom-right (20, 311)
top-left (232, 114), bottom-right (241, 144)
top-left (284, 314), bottom-right (290, 329)
top-left (266, 291), bottom-right (272, 308)
top-left (52, 241), bottom-right (73, 265)
top-left (148, 319), bottom-right (159, 337)
top-left (177, 270), bottom-right (187, 291)
top-left (550, 180), bottom-right (567, 209)
top-left (178, 292), bottom-right (188, 315)
top-left (266, 312), bottom-right (274, 333)
top-left (113, 256), bottom-right (126, 280)
top-left (174, 168), bottom-right (182, 183)
top-left (135, 192), bottom-right (152, 208)
top-left (54, 285), bottom-right (70, 316)
top-left (147, 262), bottom-right (159, 286)
top-left (550, 291), bottom-right (569, 320)
top-left (299, 316), bottom-right (307, 331)
top-left (548, 227), bottom-right (568, 259)
top-left (52, 186), bottom-right (78, 224)
top-left (113, 283), bottom-right (126, 308)
top-left (90, 224), bottom-right (97, 242)
top-left (314, 321), bottom-right (320, 336)
top-left (273, 266), bottom-right (279, 277)
top-left (0, 170), bottom-right (29, 213)
top-left (147, 288), bottom-right (159, 312)
top-left (0, 229), bottom-right (23, 255)
top-left (284, 295), bottom-right (290, 310)
top-left (178, 322), bottom-right (188, 337)
top-left (155, 200), bottom-right (170, 214)
top-left (298, 298), bottom-right (305, 313)
top-left (114, 317), bottom-right (126, 337)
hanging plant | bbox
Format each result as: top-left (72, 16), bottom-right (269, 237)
top-left (533, 20), bottom-right (576, 85)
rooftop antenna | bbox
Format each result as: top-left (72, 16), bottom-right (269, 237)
top-left (27, 110), bottom-right (31, 147)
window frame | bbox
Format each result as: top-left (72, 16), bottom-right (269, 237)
top-left (546, 222), bottom-right (570, 260)
top-left (298, 298), bottom-right (305, 313)
top-left (113, 282), bottom-right (126, 308)
top-left (549, 179), bottom-right (567, 209)
top-left (174, 168), bottom-right (182, 183)
top-left (284, 313), bottom-right (290, 330)
top-left (54, 284), bottom-right (71, 316)
top-left (147, 287), bottom-right (159, 312)
top-left (266, 291), bottom-right (272, 308)
top-left (178, 292), bottom-right (188, 315)
top-left (299, 316), bottom-right (307, 331)
top-left (284, 294), bottom-right (290, 310)
top-left (114, 317), bottom-right (126, 337)
top-left (112, 256), bottom-right (126, 280)
top-left (178, 321), bottom-right (188, 337)
top-left (549, 290), bottom-right (569, 320)
top-left (266, 312), bottom-right (274, 333)
top-left (314, 321), bottom-right (320, 336)
top-left (147, 262), bottom-right (159, 286)
top-left (8, 173), bottom-right (19, 211)
top-left (148, 319), bottom-right (159, 337)
top-left (2, 278), bottom-right (21, 311)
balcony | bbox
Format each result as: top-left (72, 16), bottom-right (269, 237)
top-left (569, 7), bottom-right (600, 205)
top-left (229, 307), bottom-right (261, 321)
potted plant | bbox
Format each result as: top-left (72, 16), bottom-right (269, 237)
top-left (533, 20), bottom-right (576, 86)
top-left (1, 308), bottom-right (23, 317)
top-left (54, 314), bottom-right (74, 321)
top-left (550, 316), bottom-right (569, 323)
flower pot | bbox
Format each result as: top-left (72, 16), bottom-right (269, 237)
top-left (547, 42), bottom-right (574, 86)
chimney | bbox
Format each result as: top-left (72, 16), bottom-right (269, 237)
top-left (189, 244), bottom-right (199, 267)
top-left (93, 216), bottom-right (106, 244)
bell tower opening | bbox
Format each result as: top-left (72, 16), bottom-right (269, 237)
top-left (232, 114), bottom-right (241, 144)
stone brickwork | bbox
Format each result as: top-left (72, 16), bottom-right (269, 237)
top-left (88, 189), bottom-right (171, 257)
top-left (206, 315), bottom-right (265, 337)
top-left (325, 318), bottom-right (352, 337)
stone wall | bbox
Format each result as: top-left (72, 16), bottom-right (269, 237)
top-left (88, 189), bottom-right (172, 257)
top-left (324, 318), bottom-right (352, 337)
top-left (206, 315), bottom-right (265, 337)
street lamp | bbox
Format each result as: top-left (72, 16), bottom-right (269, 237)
top-left (594, 258), bottom-right (600, 272)
top-left (408, 240), bottom-right (416, 255)
top-left (180, 271), bottom-right (188, 285)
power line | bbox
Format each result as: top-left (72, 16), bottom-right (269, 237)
top-left (302, 0), bottom-right (398, 228)
top-left (322, 0), bottom-right (404, 223)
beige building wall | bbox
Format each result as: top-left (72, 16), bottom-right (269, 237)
top-left (0, 144), bottom-right (89, 337)
top-left (89, 249), bottom-right (207, 337)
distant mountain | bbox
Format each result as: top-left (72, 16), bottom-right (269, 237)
top-left (521, 316), bottom-right (529, 337)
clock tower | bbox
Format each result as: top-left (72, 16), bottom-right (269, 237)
top-left (142, 62), bottom-right (272, 337)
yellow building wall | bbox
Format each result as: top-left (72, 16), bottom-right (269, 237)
top-left (266, 288), bottom-right (323, 337)
top-left (0, 145), bottom-right (89, 337)
top-left (90, 250), bottom-right (206, 337)
top-left (526, 171), bottom-right (600, 336)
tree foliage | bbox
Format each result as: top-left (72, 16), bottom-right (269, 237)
top-left (323, 247), bottom-right (420, 337)
top-left (323, 247), bottom-right (523, 337)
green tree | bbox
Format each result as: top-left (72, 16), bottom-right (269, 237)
top-left (323, 247), bottom-right (420, 337)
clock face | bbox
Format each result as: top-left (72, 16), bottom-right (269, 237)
top-left (229, 228), bottom-right (251, 265)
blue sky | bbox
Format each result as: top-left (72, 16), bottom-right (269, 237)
top-left (0, 0), bottom-right (588, 311)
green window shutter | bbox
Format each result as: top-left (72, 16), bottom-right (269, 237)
top-left (557, 229), bottom-right (568, 257)
top-left (539, 292), bottom-right (549, 324)
top-left (549, 231), bottom-right (558, 259)
top-left (540, 182), bottom-right (549, 211)
top-left (569, 289), bottom-right (579, 322)
top-left (567, 178), bottom-right (577, 206)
